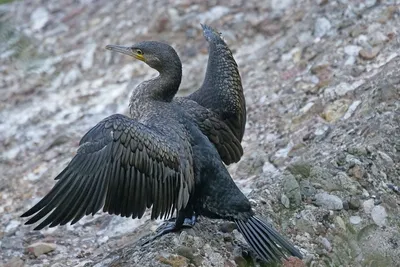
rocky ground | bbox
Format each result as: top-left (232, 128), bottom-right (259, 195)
top-left (1, 0), bottom-right (399, 266)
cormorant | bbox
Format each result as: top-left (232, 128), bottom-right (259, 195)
top-left (21, 26), bottom-right (302, 263)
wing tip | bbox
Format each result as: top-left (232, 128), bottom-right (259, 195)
top-left (200, 23), bottom-right (224, 44)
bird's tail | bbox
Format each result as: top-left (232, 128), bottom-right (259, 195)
top-left (201, 24), bottom-right (225, 45)
top-left (235, 216), bottom-right (303, 263)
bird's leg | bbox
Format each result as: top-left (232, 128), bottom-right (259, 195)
top-left (182, 213), bottom-right (197, 227)
top-left (141, 212), bottom-right (197, 246)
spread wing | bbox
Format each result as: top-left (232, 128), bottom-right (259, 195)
top-left (184, 24), bottom-right (246, 142)
top-left (21, 114), bottom-right (194, 230)
top-left (176, 98), bottom-right (243, 164)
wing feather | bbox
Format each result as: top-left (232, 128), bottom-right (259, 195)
top-left (22, 114), bottom-right (194, 229)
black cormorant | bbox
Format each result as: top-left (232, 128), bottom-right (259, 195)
top-left (21, 25), bottom-right (302, 263)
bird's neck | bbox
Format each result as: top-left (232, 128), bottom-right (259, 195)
top-left (129, 65), bottom-right (182, 116)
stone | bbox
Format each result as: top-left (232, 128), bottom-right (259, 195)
top-left (314, 17), bottom-right (331, 37)
top-left (314, 192), bottom-right (343, 210)
top-left (368, 31), bottom-right (388, 46)
top-left (371, 205), bottom-right (387, 226)
top-left (322, 99), bottom-right (351, 122)
top-left (344, 45), bottom-right (362, 56)
top-left (270, 0), bottom-right (293, 11)
top-left (219, 222), bottom-right (237, 233)
top-left (282, 173), bottom-right (302, 207)
top-left (5, 220), bottom-right (21, 233)
top-left (4, 258), bottom-right (25, 267)
top-left (281, 193), bottom-right (290, 208)
top-left (363, 199), bottom-right (375, 214)
top-left (26, 242), bottom-right (56, 257)
top-left (342, 100), bottom-right (361, 120)
top-left (299, 180), bottom-right (316, 199)
top-left (350, 216), bottom-right (361, 225)
top-left (81, 43), bottom-right (97, 71)
top-left (175, 246), bottom-right (195, 261)
top-left (335, 216), bottom-right (347, 231)
top-left (348, 196), bottom-right (361, 210)
top-left (31, 7), bottom-right (50, 31)
top-left (319, 237), bottom-right (332, 251)
top-left (359, 47), bottom-right (380, 60)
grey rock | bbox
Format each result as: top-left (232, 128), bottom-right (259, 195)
top-left (318, 237), bottom-right (332, 252)
top-left (335, 216), bottom-right (347, 231)
top-left (309, 167), bottom-right (339, 192)
top-left (219, 222), bottom-right (237, 233)
top-left (377, 151), bottom-right (394, 167)
top-left (314, 17), bottom-right (332, 38)
top-left (335, 172), bottom-right (359, 194)
top-left (296, 209), bottom-right (317, 234)
top-left (298, 31), bottom-right (313, 44)
top-left (5, 220), bottom-right (20, 233)
top-left (369, 31), bottom-right (388, 46)
top-left (3, 257), bottom-right (25, 267)
top-left (281, 193), bottom-right (290, 208)
top-left (363, 199), bottom-right (375, 214)
top-left (348, 196), bottom-right (361, 210)
top-left (371, 205), bottom-right (387, 226)
top-left (314, 192), bottom-right (343, 210)
top-left (270, 0), bottom-right (293, 11)
top-left (299, 180), bottom-right (316, 199)
top-left (282, 173), bottom-right (302, 207)
top-left (350, 216), bottom-right (361, 225)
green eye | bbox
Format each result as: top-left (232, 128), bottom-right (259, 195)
top-left (136, 49), bottom-right (143, 55)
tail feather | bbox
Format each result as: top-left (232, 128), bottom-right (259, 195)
top-left (235, 216), bottom-right (303, 263)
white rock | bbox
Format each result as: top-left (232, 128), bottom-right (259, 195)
top-left (314, 17), bottom-right (331, 38)
top-left (371, 205), bottom-right (387, 226)
top-left (349, 216), bottom-right (361, 225)
top-left (31, 7), bottom-right (50, 31)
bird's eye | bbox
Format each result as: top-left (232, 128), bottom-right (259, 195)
top-left (136, 49), bottom-right (143, 55)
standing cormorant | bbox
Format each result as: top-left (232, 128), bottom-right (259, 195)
top-left (21, 28), bottom-right (302, 263)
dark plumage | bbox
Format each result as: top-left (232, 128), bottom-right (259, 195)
top-left (184, 24), bottom-right (246, 142)
top-left (21, 25), bottom-right (302, 263)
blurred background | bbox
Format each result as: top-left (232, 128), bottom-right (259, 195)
top-left (1, 0), bottom-right (399, 266)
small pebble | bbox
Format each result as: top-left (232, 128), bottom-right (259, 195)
top-left (359, 47), bottom-right (380, 60)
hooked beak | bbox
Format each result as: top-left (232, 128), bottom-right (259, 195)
top-left (105, 44), bottom-right (145, 61)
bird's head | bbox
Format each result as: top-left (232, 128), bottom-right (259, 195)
top-left (105, 41), bottom-right (181, 73)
